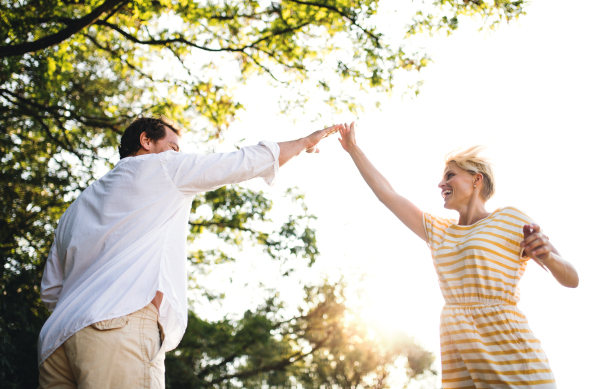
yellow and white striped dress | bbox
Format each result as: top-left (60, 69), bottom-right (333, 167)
top-left (423, 207), bottom-right (556, 388)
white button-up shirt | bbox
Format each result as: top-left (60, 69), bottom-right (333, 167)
top-left (38, 141), bottom-right (280, 365)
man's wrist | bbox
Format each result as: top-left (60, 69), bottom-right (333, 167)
top-left (301, 136), bottom-right (313, 152)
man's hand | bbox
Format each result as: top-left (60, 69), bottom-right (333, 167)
top-left (278, 124), bottom-right (341, 166)
top-left (306, 125), bottom-right (341, 153)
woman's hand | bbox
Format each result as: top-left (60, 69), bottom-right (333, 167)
top-left (338, 122), bottom-right (357, 153)
top-left (521, 224), bottom-right (552, 264)
top-left (521, 224), bottom-right (579, 287)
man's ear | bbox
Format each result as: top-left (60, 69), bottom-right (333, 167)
top-left (139, 131), bottom-right (152, 151)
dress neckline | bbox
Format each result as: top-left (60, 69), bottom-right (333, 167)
top-left (449, 208), bottom-right (502, 229)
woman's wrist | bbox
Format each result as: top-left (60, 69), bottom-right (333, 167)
top-left (547, 252), bottom-right (560, 266)
top-left (347, 143), bottom-right (361, 155)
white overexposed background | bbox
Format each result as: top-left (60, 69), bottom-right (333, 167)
top-left (177, 1), bottom-right (600, 387)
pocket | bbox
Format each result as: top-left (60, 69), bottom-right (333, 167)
top-left (149, 344), bottom-right (166, 389)
top-left (150, 322), bottom-right (166, 364)
top-left (91, 316), bottom-right (129, 331)
top-left (140, 318), bottom-right (162, 364)
top-left (507, 323), bottom-right (526, 351)
top-left (150, 341), bottom-right (166, 364)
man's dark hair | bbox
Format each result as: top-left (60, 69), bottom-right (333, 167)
top-left (118, 116), bottom-right (181, 159)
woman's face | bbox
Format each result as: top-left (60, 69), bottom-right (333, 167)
top-left (438, 162), bottom-right (478, 210)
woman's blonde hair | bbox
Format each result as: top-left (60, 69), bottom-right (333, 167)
top-left (445, 146), bottom-right (495, 201)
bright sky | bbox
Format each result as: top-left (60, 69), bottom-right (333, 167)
top-left (182, 1), bottom-right (600, 387)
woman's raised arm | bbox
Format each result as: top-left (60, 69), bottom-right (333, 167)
top-left (338, 122), bottom-right (426, 242)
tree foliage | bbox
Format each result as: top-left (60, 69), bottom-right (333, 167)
top-left (166, 283), bottom-right (436, 389)
top-left (1, 0), bottom-right (527, 387)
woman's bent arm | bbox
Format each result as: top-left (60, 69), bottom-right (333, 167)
top-left (545, 252), bottom-right (579, 288)
top-left (522, 224), bottom-right (579, 288)
top-left (339, 123), bottom-right (426, 242)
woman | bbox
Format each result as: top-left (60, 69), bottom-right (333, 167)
top-left (337, 122), bottom-right (578, 388)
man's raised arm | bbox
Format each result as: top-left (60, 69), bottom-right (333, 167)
top-left (163, 124), bottom-right (341, 196)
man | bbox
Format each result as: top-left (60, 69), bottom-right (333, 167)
top-left (38, 116), bottom-right (339, 388)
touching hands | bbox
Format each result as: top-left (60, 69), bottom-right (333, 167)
top-left (337, 122), bottom-right (357, 153)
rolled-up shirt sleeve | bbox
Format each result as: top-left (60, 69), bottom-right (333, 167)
top-left (40, 239), bottom-right (63, 312)
top-left (162, 141), bottom-right (280, 196)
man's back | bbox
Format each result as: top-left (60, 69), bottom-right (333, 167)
top-left (39, 143), bottom-right (280, 365)
top-left (39, 151), bottom-right (192, 364)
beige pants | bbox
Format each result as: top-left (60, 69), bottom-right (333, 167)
top-left (39, 304), bottom-right (165, 389)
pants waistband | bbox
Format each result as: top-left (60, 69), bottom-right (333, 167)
top-left (126, 303), bottom-right (159, 321)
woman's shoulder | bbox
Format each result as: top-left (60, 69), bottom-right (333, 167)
top-left (422, 212), bottom-right (457, 247)
top-left (492, 206), bottom-right (535, 226)
top-left (423, 212), bottom-right (457, 229)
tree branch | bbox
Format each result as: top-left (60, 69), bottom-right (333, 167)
top-left (95, 20), bottom-right (239, 52)
top-left (0, 86), bottom-right (124, 134)
top-left (189, 221), bottom-right (254, 233)
top-left (0, 88), bottom-right (117, 160)
top-left (0, 0), bottom-right (129, 58)
top-left (287, 0), bottom-right (381, 46)
top-left (96, 19), bottom-right (313, 55)
top-left (209, 331), bottom-right (333, 384)
top-left (83, 32), bottom-right (155, 81)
